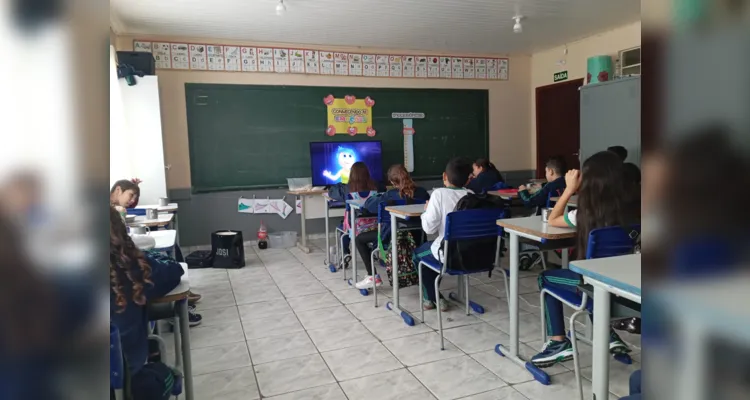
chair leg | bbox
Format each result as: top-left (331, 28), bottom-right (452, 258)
top-left (435, 272), bottom-right (445, 350)
top-left (371, 249), bottom-right (378, 307)
top-left (540, 251), bottom-right (548, 270)
top-left (569, 309), bottom-right (588, 400)
top-left (418, 261), bottom-right (424, 324)
top-left (540, 289), bottom-right (548, 344)
top-left (502, 269), bottom-right (510, 307)
top-left (464, 275), bottom-right (470, 316)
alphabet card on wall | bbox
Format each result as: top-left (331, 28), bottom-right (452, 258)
top-left (348, 54), bottom-right (363, 76)
top-left (189, 44), bottom-right (207, 70)
top-left (334, 53), bottom-right (348, 75)
top-left (171, 43), bottom-right (190, 70)
top-left (451, 57), bottom-right (463, 78)
top-left (207, 45), bottom-right (225, 71)
top-left (463, 58), bottom-right (475, 79)
top-left (153, 43), bottom-right (172, 69)
top-left (416, 56), bottom-right (428, 78)
top-left (362, 55), bottom-right (376, 76)
top-left (224, 46), bottom-right (241, 71)
top-left (258, 48), bottom-right (274, 72)
top-left (241, 47), bottom-right (258, 72)
top-left (487, 59), bottom-right (498, 79)
top-left (274, 49), bottom-right (290, 73)
top-left (304, 50), bottom-right (320, 74)
top-left (320, 51), bottom-right (335, 75)
top-left (428, 56), bottom-right (440, 78)
top-left (289, 49), bottom-right (305, 73)
top-left (440, 57), bottom-right (451, 78)
top-left (389, 55), bottom-right (403, 77)
top-left (475, 58), bottom-right (487, 79)
top-left (498, 58), bottom-right (509, 80)
top-left (134, 41), bottom-right (152, 52)
top-left (376, 55), bottom-right (389, 77)
top-left (403, 56), bottom-right (415, 78)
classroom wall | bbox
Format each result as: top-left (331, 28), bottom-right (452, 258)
top-left (114, 35), bottom-right (534, 245)
top-left (529, 21), bottom-right (642, 167)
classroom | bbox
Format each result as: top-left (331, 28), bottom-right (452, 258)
top-left (110, 1), bottom-right (643, 399)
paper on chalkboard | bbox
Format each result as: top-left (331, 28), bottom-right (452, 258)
top-left (238, 198), bottom-right (255, 213)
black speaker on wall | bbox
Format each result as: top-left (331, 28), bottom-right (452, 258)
top-left (116, 51), bottom-right (156, 76)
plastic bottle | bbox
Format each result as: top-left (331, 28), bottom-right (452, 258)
top-left (257, 220), bottom-right (268, 250)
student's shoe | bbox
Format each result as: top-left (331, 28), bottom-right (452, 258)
top-left (355, 275), bottom-right (383, 289)
top-left (187, 291), bottom-right (202, 306)
top-left (169, 306), bottom-right (202, 328)
top-left (609, 330), bottom-right (631, 354)
top-left (422, 300), bottom-right (436, 310)
top-left (438, 298), bottom-right (449, 312)
top-left (531, 338), bottom-right (574, 368)
top-left (612, 317), bottom-right (641, 334)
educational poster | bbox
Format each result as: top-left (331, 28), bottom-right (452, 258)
top-left (325, 95), bottom-right (374, 134)
top-left (273, 49), bottom-right (290, 73)
top-left (376, 55), bottom-right (389, 77)
top-left (238, 198), bottom-right (254, 213)
top-left (389, 55), bottom-right (403, 77)
top-left (304, 50), bottom-right (320, 74)
top-left (189, 44), bottom-right (207, 70)
top-left (240, 47), bottom-right (258, 72)
top-left (428, 56), bottom-right (440, 78)
top-left (348, 54), bottom-right (363, 76)
top-left (474, 58), bottom-right (487, 79)
top-left (499, 58), bottom-right (509, 80)
top-left (451, 57), bottom-right (463, 78)
top-left (487, 58), bottom-right (498, 79)
top-left (207, 45), bottom-right (225, 71)
top-left (170, 43), bottom-right (190, 70)
top-left (257, 48), bottom-right (274, 72)
top-left (134, 41), bottom-right (152, 52)
top-left (362, 55), bottom-right (376, 76)
top-left (415, 56), bottom-right (428, 77)
top-left (224, 46), bottom-right (241, 71)
top-left (153, 43), bottom-right (172, 69)
top-left (334, 52), bottom-right (348, 75)
top-left (402, 56), bottom-right (415, 78)
top-left (439, 57), bottom-right (451, 78)
top-left (253, 199), bottom-right (269, 214)
top-left (320, 51), bottom-right (335, 75)
top-left (463, 58), bottom-right (475, 79)
top-left (289, 49), bottom-right (305, 73)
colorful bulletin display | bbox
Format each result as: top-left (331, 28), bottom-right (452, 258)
top-left (324, 95), bottom-right (375, 136)
top-left (133, 40), bottom-right (510, 80)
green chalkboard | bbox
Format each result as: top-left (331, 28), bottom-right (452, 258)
top-left (186, 84), bottom-right (488, 192)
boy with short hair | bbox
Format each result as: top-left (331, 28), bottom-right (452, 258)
top-left (518, 156), bottom-right (567, 209)
top-left (414, 157), bottom-right (473, 311)
top-left (607, 145), bottom-right (628, 162)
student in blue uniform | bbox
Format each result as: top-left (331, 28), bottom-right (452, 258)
top-left (466, 158), bottom-right (504, 193)
top-left (518, 156), bottom-right (567, 210)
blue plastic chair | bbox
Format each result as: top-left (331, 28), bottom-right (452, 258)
top-left (370, 199), bottom-right (426, 308)
top-left (126, 208), bottom-right (146, 216)
top-left (418, 208), bottom-right (507, 349)
top-left (110, 323), bottom-right (125, 400)
top-left (539, 224), bottom-right (640, 398)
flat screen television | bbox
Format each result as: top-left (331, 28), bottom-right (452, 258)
top-left (310, 141), bottom-right (383, 186)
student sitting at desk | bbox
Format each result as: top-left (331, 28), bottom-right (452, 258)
top-left (110, 179), bottom-right (141, 219)
top-left (414, 158), bottom-right (473, 311)
top-left (353, 164), bottom-right (430, 289)
top-left (466, 158), bottom-right (504, 193)
top-left (328, 162), bottom-right (380, 264)
top-left (109, 205), bottom-right (183, 400)
top-left (530, 151), bottom-right (640, 368)
top-left (518, 156), bottom-right (567, 210)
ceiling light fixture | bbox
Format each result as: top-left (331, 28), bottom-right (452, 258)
top-left (512, 16), bottom-right (524, 33)
top-left (275, 0), bottom-right (286, 16)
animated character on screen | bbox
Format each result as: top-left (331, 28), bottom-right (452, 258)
top-left (323, 146), bottom-right (356, 183)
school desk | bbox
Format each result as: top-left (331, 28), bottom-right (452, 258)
top-left (569, 254), bottom-right (641, 400)
top-left (494, 216), bottom-right (576, 385)
top-left (345, 201), bottom-right (369, 291)
top-left (322, 194), bottom-right (346, 270)
top-left (151, 262), bottom-right (194, 400)
top-left (384, 204), bottom-right (428, 326)
top-left (487, 189), bottom-right (519, 201)
top-left (135, 203), bottom-right (180, 243)
top-left (550, 195), bottom-right (578, 209)
top-left (288, 189), bottom-right (346, 253)
top-left (128, 213), bottom-right (175, 228)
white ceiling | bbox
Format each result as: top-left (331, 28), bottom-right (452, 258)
top-left (110, 0), bottom-right (640, 55)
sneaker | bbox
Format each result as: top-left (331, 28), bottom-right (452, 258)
top-left (187, 291), bottom-right (202, 306)
top-left (354, 275), bottom-right (383, 290)
top-left (422, 300), bottom-right (436, 310)
top-left (168, 306), bottom-right (202, 327)
top-left (609, 330), bottom-right (631, 354)
top-left (531, 339), bottom-right (574, 368)
top-left (438, 298), bottom-right (449, 312)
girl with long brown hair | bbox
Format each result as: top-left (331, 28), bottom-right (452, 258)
top-left (529, 151), bottom-right (640, 368)
top-left (109, 205), bottom-right (183, 399)
top-left (353, 164), bottom-right (430, 289)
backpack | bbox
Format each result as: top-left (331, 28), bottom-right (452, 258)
top-left (383, 230), bottom-right (419, 288)
top-left (455, 192), bottom-right (510, 214)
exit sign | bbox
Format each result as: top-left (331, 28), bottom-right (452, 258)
top-left (553, 71), bottom-right (568, 82)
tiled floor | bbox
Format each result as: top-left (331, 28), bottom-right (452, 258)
top-left (165, 239), bottom-right (640, 399)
